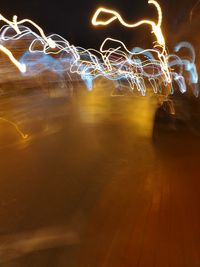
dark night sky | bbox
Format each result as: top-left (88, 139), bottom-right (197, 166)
top-left (0, 0), bottom-right (197, 48)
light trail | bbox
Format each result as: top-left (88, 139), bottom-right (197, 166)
top-left (0, 1), bottom-right (198, 139)
top-left (0, 44), bottom-right (26, 72)
top-left (0, 13), bottom-right (56, 48)
top-left (92, 0), bottom-right (165, 46)
top-left (0, 12), bottom-right (56, 72)
top-left (92, 0), bottom-right (170, 83)
top-left (0, 0), bottom-right (198, 97)
top-left (0, 117), bottom-right (28, 140)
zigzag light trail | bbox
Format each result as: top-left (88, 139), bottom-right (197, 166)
top-left (92, 0), bottom-right (171, 83)
top-left (0, 0), bottom-right (198, 97)
top-left (0, 117), bottom-right (28, 140)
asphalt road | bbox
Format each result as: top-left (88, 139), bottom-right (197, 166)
top-left (0, 89), bottom-right (200, 267)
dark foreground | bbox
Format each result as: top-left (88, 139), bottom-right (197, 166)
top-left (0, 90), bottom-right (200, 267)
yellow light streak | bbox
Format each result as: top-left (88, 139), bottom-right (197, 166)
top-left (0, 12), bottom-right (56, 73)
top-left (0, 44), bottom-right (26, 72)
top-left (0, 14), bottom-right (56, 48)
top-left (0, 117), bottom-right (28, 140)
top-left (16, 18), bottom-right (56, 48)
top-left (0, 14), bottom-right (21, 33)
top-left (92, 0), bottom-right (171, 83)
top-left (92, 0), bottom-right (165, 46)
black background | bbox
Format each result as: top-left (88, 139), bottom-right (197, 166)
top-left (0, 0), bottom-right (197, 48)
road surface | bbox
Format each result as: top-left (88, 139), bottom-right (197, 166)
top-left (0, 89), bottom-right (200, 267)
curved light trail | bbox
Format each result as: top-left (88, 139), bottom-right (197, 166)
top-left (0, 0), bottom-right (198, 96)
